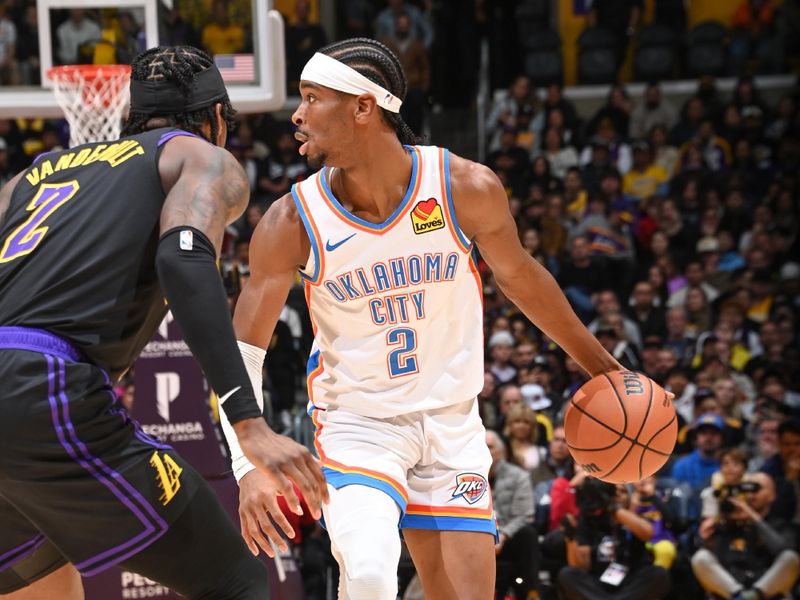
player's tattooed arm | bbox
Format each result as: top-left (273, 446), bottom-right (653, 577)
top-left (449, 154), bottom-right (622, 377)
top-left (0, 172), bottom-right (24, 230)
top-left (158, 135), bottom-right (250, 253)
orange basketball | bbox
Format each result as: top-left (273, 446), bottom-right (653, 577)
top-left (564, 371), bottom-right (677, 484)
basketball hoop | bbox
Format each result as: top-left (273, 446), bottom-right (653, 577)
top-left (47, 64), bottom-right (131, 147)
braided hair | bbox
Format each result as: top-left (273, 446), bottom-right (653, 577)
top-left (320, 38), bottom-right (424, 145)
top-left (121, 46), bottom-right (236, 143)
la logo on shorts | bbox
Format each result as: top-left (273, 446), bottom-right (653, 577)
top-left (410, 198), bottom-right (445, 234)
top-left (449, 472), bottom-right (488, 505)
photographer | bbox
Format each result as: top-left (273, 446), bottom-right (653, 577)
top-left (691, 472), bottom-right (800, 600)
top-left (558, 479), bottom-right (671, 600)
top-left (699, 447), bottom-right (751, 524)
top-left (761, 418), bottom-right (800, 523)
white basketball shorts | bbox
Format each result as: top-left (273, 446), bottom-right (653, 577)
top-left (309, 398), bottom-right (497, 536)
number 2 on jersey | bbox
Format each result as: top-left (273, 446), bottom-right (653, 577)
top-left (386, 327), bottom-right (418, 378)
top-left (0, 180), bottom-right (79, 263)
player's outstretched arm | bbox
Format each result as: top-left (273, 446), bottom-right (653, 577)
top-left (157, 140), bottom-right (327, 540)
top-left (230, 193), bottom-right (329, 555)
top-left (449, 154), bottom-right (622, 378)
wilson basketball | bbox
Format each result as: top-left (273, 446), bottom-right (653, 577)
top-left (564, 371), bottom-right (677, 484)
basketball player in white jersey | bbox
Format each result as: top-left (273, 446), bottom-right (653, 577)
top-left (221, 39), bottom-right (622, 599)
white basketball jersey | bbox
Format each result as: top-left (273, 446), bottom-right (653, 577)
top-left (292, 145), bottom-right (484, 418)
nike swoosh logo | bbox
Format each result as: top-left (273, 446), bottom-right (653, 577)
top-left (325, 233), bottom-right (357, 251)
top-left (218, 386), bottom-right (242, 404)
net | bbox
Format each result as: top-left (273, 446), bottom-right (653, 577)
top-left (47, 65), bottom-right (132, 147)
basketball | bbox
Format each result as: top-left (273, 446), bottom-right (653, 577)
top-left (564, 371), bottom-right (677, 484)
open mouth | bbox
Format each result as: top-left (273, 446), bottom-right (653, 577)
top-left (294, 131), bottom-right (309, 155)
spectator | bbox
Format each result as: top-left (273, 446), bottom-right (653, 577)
top-left (284, 0), bottom-right (327, 91)
top-left (626, 280), bottom-right (666, 341)
top-left (558, 478), bottom-right (670, 600)
top-left (748, 417), bottom-right (780, 472)
top-left (531, 425), bottom-right (574, 486)
top-left (699, 447), bottom-right (751, 523)
top-left (669, 96), bottom-right (705, 148)
top-left (497, 383), bottom-right (526, 430)
top-left (622, 140), bottom-right (669, 201)
top-left (0, 137), bottom-right (13, 186)
top-left (581, 122), bottom-right (632, 180)
top-left (540, 127), bottom-right (579, 180)
top-left (630, 83), bottom-right (677, 141)
top-left (202, 0), bottom-right (245, 56)
top-left (529, 156), bottom-right (559, 195)
top-left (546, 106), bottom-right (579, 149)
top-left (486, 430), bottom-right (539, 600)
top-left (563, 167), bottom-right (589, 222)
top-left (486, 128), bottom-right (531, 197)
top-left (648, 124), bottom-right (678, 176)
top-left (490, 331), bottom-right (518, 385)
top-left (761, 418), bottom-right (800, 523)
top-left (486, 75), bottom-right (544, 155)
top-left (374, 0), bottom-right (433, 49)
top-left (380, 10), bottom-right (429, 134)
top-left (684, 285), bottom-right (713, 335)
top-left (589, 290), bottom-right (643, 349)
top-left (664, 366), bottom-right (697, 422)
top-left (543, 83), bottom-right (580, 138)
top-left (56, 9), bottom-right (101, 65)
top-left (0, 1), bottom-right (18, 85)
top-left (557, 235), bottom-right (610, 322)
top-left (256, 129), bottom-right (309, 206)
top-left (659, 198), bottom-right (698, 270)
top-left (631, 476), bottom-right (678, 570)
top-left (671, 413), bottom-right (724, 496)
top-left (503, 403), bottom-right (546, 472)
top-left (15, 3), bottom-right (39, 85)
top-left (595, 317), bottom-right (642, 371)
top-left (692, 472), bottom-right (799, 600)
top-left (586, 85), bottom-right (633, 142)
top-left (676, 118), bottom-right (733, 175)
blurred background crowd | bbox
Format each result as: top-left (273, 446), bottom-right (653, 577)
top-left (2, 0), bottom-right (800, 599)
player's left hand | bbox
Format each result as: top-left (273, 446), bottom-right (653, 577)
top-left (238, 469), bottom-right (295, 557)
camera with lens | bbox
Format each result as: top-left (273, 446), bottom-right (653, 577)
top-left (714, 481), bottom-right (761, 514)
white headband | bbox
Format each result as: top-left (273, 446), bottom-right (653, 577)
top-left (300, 53), bottom-right (402, 113)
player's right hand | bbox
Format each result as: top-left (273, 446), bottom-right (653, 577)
top-left (238, 470), bottom-right (295, 557)
top-left (233, 417), bottom-right (329, 520)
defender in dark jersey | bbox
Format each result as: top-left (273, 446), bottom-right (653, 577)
top-left (0, 47), bottom-right (327, 599)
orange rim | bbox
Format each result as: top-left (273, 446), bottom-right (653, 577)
top-left (47, 64), bottom-right (131, 83)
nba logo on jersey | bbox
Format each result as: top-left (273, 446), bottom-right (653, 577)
top-left (450, 472), bottom-right (488, 505)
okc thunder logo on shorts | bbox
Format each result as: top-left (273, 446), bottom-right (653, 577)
top-left (449, 472), bottom-right (488, 505)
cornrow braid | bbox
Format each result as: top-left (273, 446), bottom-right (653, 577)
top-left (121, 46), bottom-right (236, 143)
top-left (320, 38), bottom-right (424, 145)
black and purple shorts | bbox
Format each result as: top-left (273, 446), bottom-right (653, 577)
top-left (0, 327), bottom-right (199, 590)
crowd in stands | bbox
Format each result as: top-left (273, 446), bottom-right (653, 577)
top-left (471, 66), bottom-right (799, 599)
top-left (2, 1), bottom-right (800, 599)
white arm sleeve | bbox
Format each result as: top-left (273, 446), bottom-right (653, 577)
top-left (219, 341), bottom-right (266, 483)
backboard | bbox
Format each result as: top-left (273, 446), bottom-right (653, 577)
top-left (0, 0), bottom-right (285, 118)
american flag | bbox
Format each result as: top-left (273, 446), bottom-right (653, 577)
top-left (214, 54), bottom-right (255, 83)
